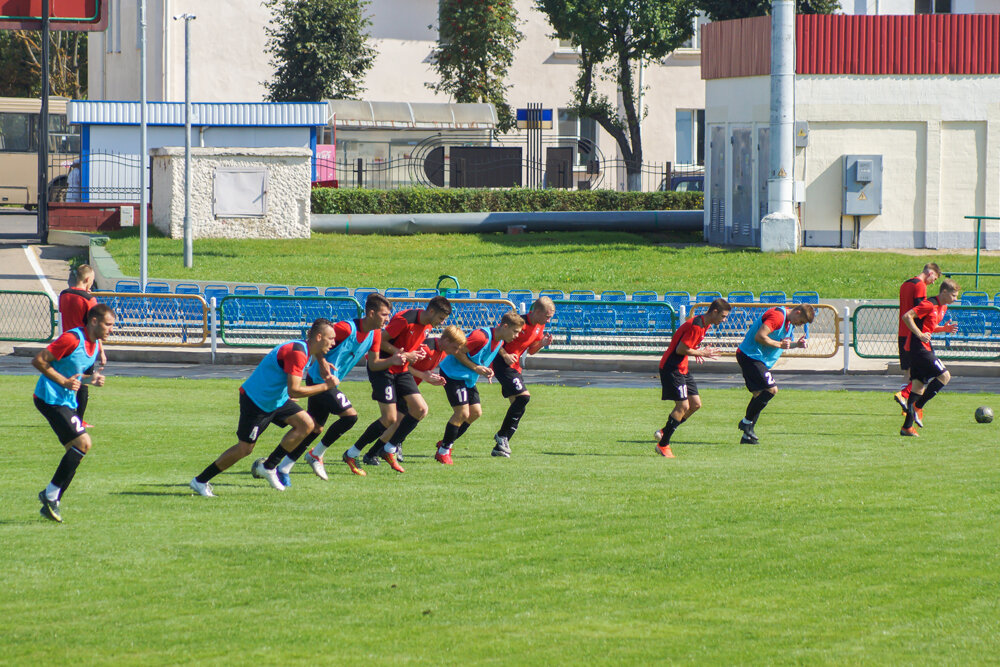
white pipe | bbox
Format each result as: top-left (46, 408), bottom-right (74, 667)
top-left (139, 0), bottom-right (148, 291)
top-left (768, 0), bottom-right (795, 216)
top-left (210, 297), bottom-right (217, 363)
top-left (842, 306), bottom-right (850, 373)
top-left (174, 13), bottom-right (196, 268)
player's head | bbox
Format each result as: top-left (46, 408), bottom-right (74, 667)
top-left (496, 311), bottom-right (525, 342)
top-left (921, 262), bottom-right (941, 285)
top-left (938, 278), bottom-right (960, 304)
top-left (704, 298), bottom-right (732, 325)
top-left (364, 293), bottom-right (392, 328)
top-left (74, 264), bottom-right (95, 289)
top-left (530, 296), bottom-right (556, 324)
top-left (437, 324), bottom-right (467, 355)
top-left (788, 303), bottom-right (815, 325)
top-left (307, 318), bottom-right (336, 355)
top-left (85, 303), bottom-right (115, 340)
top-left (424, 296), bottom-right (452, 326)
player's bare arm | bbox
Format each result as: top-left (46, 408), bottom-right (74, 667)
top-left (287, 373), bottom-right (337, 399)
top-left (902, 309), bottom-right (932, 344)
top-left (367, 348), bottom-right (404, 372)
top-left (31, 349), bottom-right (81, 391)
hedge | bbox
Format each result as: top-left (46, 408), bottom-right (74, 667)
top-left (311, 187), bottom-right (703, 215)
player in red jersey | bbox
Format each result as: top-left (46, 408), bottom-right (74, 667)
top-left (348, 295), bottom-right (451, 473)
top-left (654, 298), bottom-right (731, 457)
top-left (58, 264), bottom-right (105, 427)
top-left (899, 279), bottom-right (959, 436)
top-left (894, 262), bottom-right (941, 413)
top-left (489, 296), bottom-right (555, 458)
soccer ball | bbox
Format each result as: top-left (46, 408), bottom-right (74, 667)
top-left (251, 457), bottom-right (267, 478)
top-left (974, 406), bottom-right (993, 424)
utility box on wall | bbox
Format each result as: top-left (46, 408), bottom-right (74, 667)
top-left (843, 154), bottom-right (882, 215)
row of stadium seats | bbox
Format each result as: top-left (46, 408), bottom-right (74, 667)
top-left (112, 280), bottom-right (821, 311)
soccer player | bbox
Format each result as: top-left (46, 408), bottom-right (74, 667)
top-left (257, 294), bottom-right (402, 483)
top-left (32, 303), bottom-right (114, 523)
top-left (654, 298), bottom-right (731, 457)
top-left (894, 263), bottom-right (941, 418)
top-left (735, 303), bottom-right (815, 444)
top-left (58, 264), bottom-right (106, 427)
top-left (189, 319), bottom-right (339, 496)
top-left (490, 296), bottom-right (555, 458)
top-left (435, 312), bottom-right (525, 464)
top-left (348, 295), bottom-right (452, 473)
top-left (899, 279), bottom-right (960, 436)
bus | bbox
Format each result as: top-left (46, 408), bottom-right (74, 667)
top-left (0, 96), bottom-right (80, 208)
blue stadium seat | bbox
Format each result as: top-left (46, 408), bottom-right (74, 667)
top-left (759, 291), bottom-right (787, 303)
top-left (600, 290), bottom-right (627, 302)
top-left (354, 288), bottom-right (379, 303)
top-left (994, 292), bottom-right (1000, 307)
top-left (727, 291), bottom-right (754, 303)
top-left (585, 308), bottom-right (617, 331)
top-left (452, 289), bottom-right (472, 298)
top-left (961, 291), bottom-right (989, 306)
top-left (551, 307), bottom-right (586, 330)
top-left (414, 288), bottom-right (439, 299)
top-left (621, 309), bottom-right (649, 329)
top-left (174, 283), bottom-right (200, 295)
top-left (476, 289), bottom-right (503, 299)
top-left (294, 286), bottom-right (320, 297)
top-left (662, 291), bottom-right (691, 314)
top-left (649, 307), bottom-right (675, 331)
top-left (264, 285), bottom-right (289, 296)
top-left (506, 289), bottom-right (534, 313)
top-left (539, 289), bottom-right (564, 300)
top-left (145, 281), bottom-right (170, 294)
top-left (569, 290), bottom-right (596, 301)
top-left (270, 300), bottom-right (303, 324)
top-left (696, 291), bottom-right (723, 304)
top-left (631, 291), bottom-right (658, 302)
top-left (324, 287), bottom-right (350, 297)
top-left (115, 280), bottom-right (140, 293)
top-left (203, 284), bottom-right (229, 304)
top-left (234, 285), bottom-right (260, 296)
top-left (302, 300), bottom-right (333, 323)
top-left (791, 290), bottom-right (819, 304)
top-left (385, 288), bottom-right (410, 298)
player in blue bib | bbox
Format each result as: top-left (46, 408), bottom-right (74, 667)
top-left (735, 304), bottom-right (815, 444)
top-left (435, 311), bottom-right (525, 464)
top-left (32, 303), bottom-right (114, 523)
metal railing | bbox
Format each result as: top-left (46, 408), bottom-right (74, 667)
top-left (93, 292), bottom-right (208, 346)
top-left (219, 295), bottom-right (363, 347)
top-left (690, 302), bottom-right (842, 358)
top-left (852, 304), bottom-right (1000, 360)
top-left (0, 290), bottom-right (56, 342)
top-left (544, 299), bottom-right (678, 354)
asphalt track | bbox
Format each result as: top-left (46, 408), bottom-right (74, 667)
top-left (2, 355), bottom-right (999, 394)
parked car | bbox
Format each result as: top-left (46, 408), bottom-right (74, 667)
top-left (658, 172), bottom-right (704, 192)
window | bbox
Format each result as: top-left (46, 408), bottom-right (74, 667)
top-left (675, 109), bottom-right (705, 166)
top-left (0, 113), bottom-right (32, 153)
top-left (557, 37), bottom-right (578, 52)
top-left (915, 0), bottom-right (952, 12)
top-left (679, 12), bottom-right (711, 50)
top-left (557, 109), bottom-right (597, 167)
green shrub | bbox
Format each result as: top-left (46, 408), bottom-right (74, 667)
top-left (311, 187), bottom-right (702, 214)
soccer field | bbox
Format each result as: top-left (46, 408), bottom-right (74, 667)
top-left (3, 374), bottom-right (998, 664)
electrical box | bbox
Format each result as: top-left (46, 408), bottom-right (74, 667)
top-left (794, 121), bottom-right (809, 147)
top-left (843, 154), bottom-right (882, 215)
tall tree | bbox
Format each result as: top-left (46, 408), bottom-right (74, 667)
top-left (697, 0), bottom-right (838, 22)
top-left (537, 0), bottom-right (697, 191)
top-left (430, 0), bottom-right (524, 133)
top-left (263, 0), bottom-right (376, 102)
top-left (2, 30), bottom-right (88, 98)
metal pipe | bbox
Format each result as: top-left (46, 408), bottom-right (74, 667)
top-left (139, 0), bottom-right (148, 291)
top-left (173, 13), bottom-right (196, 268)
top-left (768, 0), bottom-right (795, 217)
top-left (38, 0), bottom-right (50, 243)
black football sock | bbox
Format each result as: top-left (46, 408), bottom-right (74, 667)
top-left (51, 446), bottom-right (86, 495)
top-left (442, 421), bottom-right (462, 447)
top-left (296, 429), bottom-right (321, 453)
top-left (263, 442), bottom-right (288, 470)
top-left (353, 419), bottom-right (387, 453)
top-left (456, 422), bottom-right (470, 439)
top-left (321, 414), bottom-right (358, 446)
top-left (915, 378), bottom-right (944, 408)
top-left (902, 393), bottom-right (919, 429)
top-left (661, 416), bottom-right (682, 445)
top-left (196, 462), bottom-right (222, 484)
top-left (76, 385), bottom-right (89, 419)
top-left (390, 414), bottom-right (421, 446)
top-left (498, 394), bottom-right (530, 439)
top-left (744, 392), bottom-right (773, 424)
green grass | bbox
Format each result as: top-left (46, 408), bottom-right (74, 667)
top-left (101, 228), bottom-right (1000, 298)
top-left (3, 374), bottom-right (998, 663)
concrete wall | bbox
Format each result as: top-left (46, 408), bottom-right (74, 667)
top-left (151, 147), bottom-right (311, 240)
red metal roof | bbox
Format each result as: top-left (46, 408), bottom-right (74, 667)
top-left (702, 13), bottom-right (1000, 79)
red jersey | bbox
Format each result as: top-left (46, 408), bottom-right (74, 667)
top-left (898, 277), bottom-right (927, 336)
top-left (500, 313), bottom-right (547, 372)
top-left (660, 315), bottom-right (710, 374)
top-left (48, 329), bottom-right (100, 359)
top-left (409, 340), bottom-right (447, 385)
top-left (333, 319), bottom-right (382, 350)
top-left (382, 309), bottom-right (432, 374)
top-left (904, 297), bottom-right (948, 352)
top-left (59, 288), bottom-right (97, 332)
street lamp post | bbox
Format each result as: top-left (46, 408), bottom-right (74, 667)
top-left (173, 13), bottom-right (197, 268)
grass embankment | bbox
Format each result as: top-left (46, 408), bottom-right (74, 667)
top-left (2, 375), bottom-right (998, 663)
top-left (101, 228), bottom-right (1000, 298)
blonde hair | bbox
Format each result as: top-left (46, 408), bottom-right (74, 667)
top-left (532, 296), bottom-right (555, 314)
top-left (940, 278), bottom-right (960, 294)
top-left (439, 324), bottom-right (467, 348)
top-left (75, 264), bottom-right (94, 285)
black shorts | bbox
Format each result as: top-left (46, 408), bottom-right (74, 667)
top-left (236, 391), bottom-right (304, 444)
top-left (737, 349), bottom-right (777, 392)
top-left (492, 357), bottom-right (527, 398)
top-left (34, 395), bottom-right (86, 445)
top-left (898, 336), bottom-right (911, 371)
top-left (659, 366), bottom-right (699, 401)
top-left (443, 373), bottom-right (481, 407)
top-left (368, 368), bottom-right (420, 404)
top-left (306, 387), bottom-right (353, 424)
top-left (908, 346), bottom-right (947, 384)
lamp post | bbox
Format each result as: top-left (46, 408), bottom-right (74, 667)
top-left (173, 13), bottom-right (196, 268)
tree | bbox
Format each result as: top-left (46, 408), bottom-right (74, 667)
top-left (263, 0), bottom-right (376, 102)
top-left (537, 0), bottom-right (697, 190)
top-left (0, 30), bottom-right (87, 98)
top-left (430, 0), bottom-right (524, 133)
top-left (697, 0), bottom-right (839, 22)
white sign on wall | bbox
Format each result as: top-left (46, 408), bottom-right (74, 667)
top-left (213, 167), bottom-right (269, 218)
